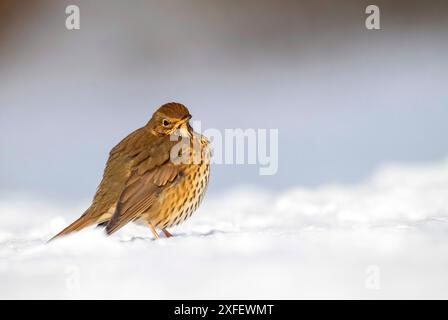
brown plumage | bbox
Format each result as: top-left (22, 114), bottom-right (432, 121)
top-left (50, 102), bottom-right (210, 241)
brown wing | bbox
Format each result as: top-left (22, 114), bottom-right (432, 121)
top-left (84, 127), bottom-right (175, 220)
top-left (84, 127), bottom-right (149, 220)
top-left (49, 129), bottom-right (146, 241)
top-left (105, 162), bottom-right (181, 235)
top-left (50, 127), bottom-right (177, 241)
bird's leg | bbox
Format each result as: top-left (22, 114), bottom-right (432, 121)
top-left (148, 223), bottom-right (160, 240)
top-left (162, 228), bottom-right (173, 238)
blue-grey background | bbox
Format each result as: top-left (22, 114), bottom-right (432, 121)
top-left (1, 0), bottom-right (447, 204)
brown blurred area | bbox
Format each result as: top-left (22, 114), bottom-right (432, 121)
top-left (1, 0), bottom-right (447, 71)
top-left (1, 0), bottom-right (447, 49)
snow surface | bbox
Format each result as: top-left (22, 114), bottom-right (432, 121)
top-left (1, 160), bottom-right (448, 299)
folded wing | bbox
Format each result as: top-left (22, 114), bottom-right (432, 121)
top-left (105, 162), bottom-right (181, 235)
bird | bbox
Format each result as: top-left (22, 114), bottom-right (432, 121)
top-left (50, 102), bottom-right (210, 241)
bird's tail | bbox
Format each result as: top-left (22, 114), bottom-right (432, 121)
top-left (48, 211), bottom-right (95, 242)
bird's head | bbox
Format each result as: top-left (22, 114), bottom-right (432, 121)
top-left (148, 102), bottom-right (192, 136)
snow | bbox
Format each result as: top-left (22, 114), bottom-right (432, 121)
top-left (1, 160), bottom-right (448, 299)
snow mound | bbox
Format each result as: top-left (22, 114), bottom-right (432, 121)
top-left (1, 160), bottom-right (448, 299)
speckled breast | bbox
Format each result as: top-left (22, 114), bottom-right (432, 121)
top-left (148, 134), bottom-right (210, 229)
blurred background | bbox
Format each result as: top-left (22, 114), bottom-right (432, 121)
top-left (1, 0), bottom-right (447, 205)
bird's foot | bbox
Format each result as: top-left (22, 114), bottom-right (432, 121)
top-left (162, 228), bottom-right (173, 238)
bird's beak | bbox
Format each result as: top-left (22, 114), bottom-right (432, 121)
top-left (178, 114), bottom-right (192, 125)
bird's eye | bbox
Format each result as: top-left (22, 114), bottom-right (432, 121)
top-left (162, 119), bottom-right (170, 127)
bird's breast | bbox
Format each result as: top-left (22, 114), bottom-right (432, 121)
top-left (144, 135), bottom-right (210, 229)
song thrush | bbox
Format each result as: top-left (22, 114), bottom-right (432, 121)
top-left (50, 102), bottom-right (210, 241)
